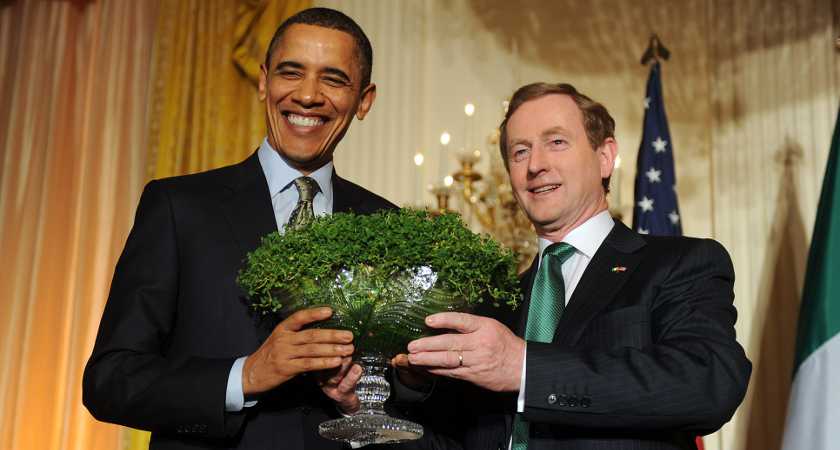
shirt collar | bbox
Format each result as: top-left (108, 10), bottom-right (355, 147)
top-left (538, 210), bottom-right (615, 260)
top-left (257, 138), bottom-right (334, 201)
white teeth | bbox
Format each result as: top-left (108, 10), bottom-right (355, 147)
top-left (533, 185), bottom-right (559, 193)
top-left (287, 113), bottom-right (323, 127)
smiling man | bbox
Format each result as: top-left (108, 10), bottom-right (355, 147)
top-left (260, 19), bottom-right (375, 175)
top-left (405, 83), bottom-right (751, 450)
top-left (83, 8), bottom-right (397, 450)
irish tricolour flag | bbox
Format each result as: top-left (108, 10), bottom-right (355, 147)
top-left (781, 104), bottom-right (840, 450)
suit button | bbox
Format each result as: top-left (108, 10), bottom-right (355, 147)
top-left (581, 397), bottom-right (591, 408)
top-left (547, 393), bottom-right (558, 405)
top-left (567, 396), bottom-right (578, 407)
top-left (558, 394), bottom-right (568, 407)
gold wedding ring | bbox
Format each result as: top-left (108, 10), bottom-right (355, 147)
top-left (458, 352), bottom-right (463, 367)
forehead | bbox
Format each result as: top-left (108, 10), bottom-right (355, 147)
top-left (268, 24), bottom-right (360, 71)
top-left (506, 94), bottom-right (585, 138)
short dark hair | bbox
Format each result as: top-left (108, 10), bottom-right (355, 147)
top-left (499, 82), bottom-right (615, 191)
top-left (264, 7), bottom-right (373, 89)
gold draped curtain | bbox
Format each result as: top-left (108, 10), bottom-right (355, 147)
top-left (0, 1), bottom-right (308, 450)
top-left (149, 0), bottom-right (310, 180)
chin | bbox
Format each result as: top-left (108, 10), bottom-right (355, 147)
top-left (277, 144), bottom-right (325, 160)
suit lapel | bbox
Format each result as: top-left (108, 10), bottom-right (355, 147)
top-left (332, 172), bottom-right (363, 213)
top-left (218, 151), bottom-right (278, 255)
top-left (552, 220), bottom-right (646, 345)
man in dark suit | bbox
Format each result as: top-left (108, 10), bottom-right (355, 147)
top-left (83, 8), bottom-right (399, 450)
top-left (404, 83), bottom-right (751, 450)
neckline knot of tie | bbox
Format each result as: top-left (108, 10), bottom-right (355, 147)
top-left (293, 176), bottom-right (320, 202)
top-left (543, 242), bottom-right (576, 263)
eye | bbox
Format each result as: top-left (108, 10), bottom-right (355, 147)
top-left (278, 69), bottom-right (302, 79)
top-left (550, 138), bottom-right (567, 146)
top-left (510, 147), bottom-right (529, 162)
top-left (323, 77), bottom-right (349, 87)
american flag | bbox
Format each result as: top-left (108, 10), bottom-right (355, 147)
top-left (632, 62), bottom-right (682, 236)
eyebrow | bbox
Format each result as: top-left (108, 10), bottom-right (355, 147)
top-left (508, 126), bottom-right (573, 149)
top-left (540, 126), bottom-right (572, 139)
top-left (274, 61), bottom-right (352, 84)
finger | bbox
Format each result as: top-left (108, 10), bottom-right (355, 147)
top-left (391, 353), bottom-right (411, 368)
top-left (425, 312), bottom-right (480, 333)
top-left (293, 356), bottom-right (344, 373)
top-left (292, 328), bottom-right (354, 345)
top-left (407, 350), bottom-right (462, 368)
top-left (278, 307), bottom-right (333, 332)
top-left (338, 364), bottom-right (363, 393)
top-left (292, 343), bottom-right (354, 359)
top-left (407, 334), bottom-right (464, 353)
top-left (326, 357), bottom-right (354, 385)
top-left (319, 357), bottom-right (352, 386)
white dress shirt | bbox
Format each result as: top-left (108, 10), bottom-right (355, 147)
top-left (225, 138), bottom-right (335, 411)
top-left (515, 210), bottom-right (615, 412)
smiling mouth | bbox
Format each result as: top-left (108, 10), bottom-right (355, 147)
top-left (284, 112), bottom-right (325, 128)
top-left (530, 184), bottom-right (561, 194)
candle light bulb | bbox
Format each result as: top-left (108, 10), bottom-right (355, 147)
top-left (444, 175), bottom-right (454, 187)
top-left (464, 103), bottom-right (475, 117)
top-left (440, 132), bottom-right (451, 146)
top-left (414, 153), bottom-right (425, 166)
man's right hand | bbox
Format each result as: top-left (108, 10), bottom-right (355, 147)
top-left (242, 307), bottom-right (354, 395)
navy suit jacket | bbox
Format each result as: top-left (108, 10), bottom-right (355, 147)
top-left (83, 152), bottom-right (399, 450)
top-left (414, 220), bottom-right (751, 450)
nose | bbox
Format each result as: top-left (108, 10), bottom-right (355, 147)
top-left (292, 75), bottom-right (324, 107)
top-left (527, 146), bottom-right (548, 176)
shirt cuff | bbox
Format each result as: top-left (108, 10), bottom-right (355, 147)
top-left (517, 343), bottom-right (527, 413)
top-left (225, 356), bottom-right (258, 412)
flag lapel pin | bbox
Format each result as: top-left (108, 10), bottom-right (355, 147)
top-left (611, 266), bottom-right (627, 273)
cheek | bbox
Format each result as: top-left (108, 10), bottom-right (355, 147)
top-left (508, 166), bottom-right (527, 191)
top-left (266, 81), bottom-right (292, 104)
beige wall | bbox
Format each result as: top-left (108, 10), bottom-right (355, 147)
top-left (317, 1), bottom-right (840, 449)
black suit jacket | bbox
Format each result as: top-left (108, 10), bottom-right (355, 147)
top-left (420, 220), bottom-right (751, 450)
top-left (83, 152), bottom-right (399, 450)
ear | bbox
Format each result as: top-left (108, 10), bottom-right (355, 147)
top-left (258, 64), bottom-right (268, 102)
top-left (355, 83), bottom-right (377, 120)
top-left (597, 137), bottom-right (619, 179)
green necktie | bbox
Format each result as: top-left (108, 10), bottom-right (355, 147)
top-left (287, 176), bottom-right (320, 230)
top-left (511, 242), bottom-right (576, 450)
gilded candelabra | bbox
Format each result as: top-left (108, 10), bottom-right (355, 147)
top-left (429, 123), bottom-right (537, 272)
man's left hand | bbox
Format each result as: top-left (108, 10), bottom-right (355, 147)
top-left (317, 357), bottom-right (363, 414)
top-left (406, 312), bottom-right (524, 392)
